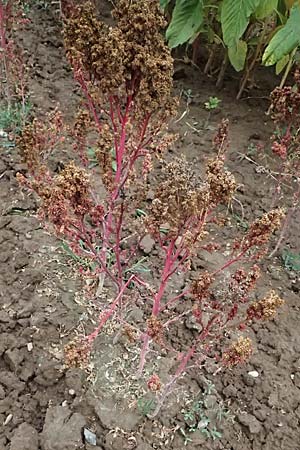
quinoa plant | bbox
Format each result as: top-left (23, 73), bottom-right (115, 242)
top-left (18, 0), bottom-right (285, 416)
top-left (0, 0), bottom-right (29, 131)
top-left (268, 68), bottom-right (300, 257)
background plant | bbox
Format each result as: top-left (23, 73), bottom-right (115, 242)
top-left (161, 0), bottom-right (300, 97)
top-left (265, 69), bottom-right (300, 256)
top-left (0, 0), bottom-right (30, 134)
top-left (18, 0), bottom-right (285, 416)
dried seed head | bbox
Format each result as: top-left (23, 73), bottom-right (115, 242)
top-left (64, 2), bottom-right (125, 94)
top-left (64, 338), bottom-right (91, 369)
top-left (206, 158), bottom-right (236, 205)
top-left (113, 0), bottom-right (175, 116)
top-left (17, 110), bottom-right (65, 173)
top-left (222, 336), bottom-right (253, 367)
top-left (55, 162), bottom-right (91, 214)
top-left (63, 0), bottom-right (176, 117)
top-left (191, 271), bottom-right (214, 301)
top-left (247, 290), bottom-right (284, 321)
top-left (147, 374), bottom-right (161, 392)
top-left (123, 325), bottom-right (137, 343)
top-left (213, 119), bottom-right (229, 153)
top-left (147, 315), bottom-right (164, 344)
top-left (230, 265), bottom-right (261, 297)
top-left (145, 157), bottom-right (210, 236)
top-left (241, 209), bottom-right (285, 250)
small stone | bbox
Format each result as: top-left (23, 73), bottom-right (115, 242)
top-left (146, 189), bottom-right (155, 201)
top-left (0, 311), bottom-right (10, 323)
top-left (238, 413), bottom-right (262, 434)
top-left (4, 348), bottom-right (24, 371)
top-left (139, 235), bottom-right (155, 255)
top-left (27, 343), bottom-right (33, 352)
top-left (223, 384), bottom-right (238, 398)
top-left (248, 370), bottom-right (259, 378)
top-left (68, 389), bottom-right (75, 396)
top-left (3, 413), bottom-right (13, 425)
top-left (84, 428), bottom-right (97, 446)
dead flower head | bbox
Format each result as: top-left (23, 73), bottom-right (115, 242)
top-left (64, 338), bottom-right (91, 369)
top-left (147, 315), bottom-right (164, 344)
top-left (63, 0), bottom-right (176, 117)
top-left (191, 271), bottom-right (214, 301)
top-left (247, 290), bottom-right (284, 321)
top-left (206, 157), bottom-right (236, 205)
top-left (222, 336), bottom-right (253, 367)
top-left (147, 374), bottom-right (161, 392)
top-left (240, 209), bottom-right (285, 250)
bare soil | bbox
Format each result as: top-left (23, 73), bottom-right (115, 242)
top-left (0, 3), bottom-right (300, 450)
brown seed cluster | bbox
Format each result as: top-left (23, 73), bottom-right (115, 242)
top-left (212, 119), bottom-right (229, 153)
top-left (191, 271), bottom-right (214, 301)
top-left (230, 265), bottom-right (261, 299)
top-left (63, 2), bottom-right (125, 94)
top-left (147, 315), bottom-right (164, 344)
top-left (222, 336), bottom-right (253, 367)
top-left (30, 162), bottom-right (92, 230)
top-left (269, 69), bottom-right (300, 166)
top-left (206, 157), bottom-right (236, 205)
top-left (64, 338), bottom-right (91, 369)
top-left (147, 374), bottom-right (161, 392)
top-left (63, 0), bottom-right (176, 117)
top-left (247, 290), bottom-right (284, 321)
top-left (240, 209), bottom-right (285, 250)
top-left (146, 155), bottom-right (236, 238)
top-left (17, 110), bottom-right (65, 173)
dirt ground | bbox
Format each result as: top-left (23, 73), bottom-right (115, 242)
top-left (0, 3), bottom-right (300, 450)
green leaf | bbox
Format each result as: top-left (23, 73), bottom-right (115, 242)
top-left (255, 0), bottom-right (278, 18)
top-left (221, 0), bottom-right (261, 47)
top-left (262, 4), bottom-right (300, 65)
top-left (160, 0), bottom-right (172, 9)
top-left (166, 0), bottom-right (204, 48)
top-left (228, 40), bottom-right (248, 71)
top-left (275, 54), bottom-right (290, 73)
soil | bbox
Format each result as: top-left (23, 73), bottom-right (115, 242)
top-left (0, 2), bottom-right (300, 450)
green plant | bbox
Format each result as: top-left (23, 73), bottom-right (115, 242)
top-left (161, 0), bottom-right (300, 96)
top-left (204, 96), bottom-right (221, 128)
top-left (137, 397), bottom-right (156, 416)
top-left (180, 381), bottom-right (233, 443)
top-left (204, 96), bottom-right (221, 110)
top-left (282, 249), bottom-right (300, 271)
top-left (0, 101), bottom-right (31, 133)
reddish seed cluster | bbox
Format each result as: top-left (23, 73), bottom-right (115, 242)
top-left (147, 316), bottom-right (164, 344)
top-left (269, 69), bottom-right (300, 167)
top-left (64, 338), bottom-right (91, 369)
top-left (247, 290), bottom-right (284, 321)
top-left (191, 271), bottom-right (214, 301)
top-left (222, 337), bottom-right (253, 367)
top-left (229, 265), bottom-right (261, 300)
top-left (147, 374), bottom-right (161, 392)
top-left (238, 209), bottom-right (285, 251)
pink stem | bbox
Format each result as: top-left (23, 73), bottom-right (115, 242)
top-left (149, 314), bottom-right (219, 418)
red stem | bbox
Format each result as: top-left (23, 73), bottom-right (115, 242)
top-left (149, 314), bottom-right (219, 418)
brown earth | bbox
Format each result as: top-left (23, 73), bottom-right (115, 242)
top-left (0, 3), bottom-right (300, 450)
